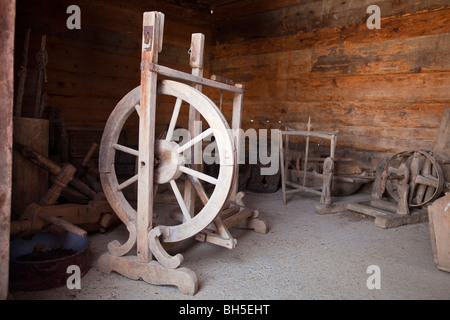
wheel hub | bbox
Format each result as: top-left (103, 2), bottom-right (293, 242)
top-left (154, 139), bottom-right (184, 184)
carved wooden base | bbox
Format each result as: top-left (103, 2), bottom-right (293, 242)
top-left (195, 203), bottom-right (269, 249)
top-left (315, 195), bottom-right (371, 215)
top-left (346, 199), bottom-right (428, 229)
top-left (97, 253), bottom-right (199, 295)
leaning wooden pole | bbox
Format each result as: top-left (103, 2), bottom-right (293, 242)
top-left (34, 35), bottom-right (48, 118)
top-left (15, 28), bottom-right (30, 117)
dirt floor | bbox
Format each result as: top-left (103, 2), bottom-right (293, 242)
top-left (9, 191), bottom-right (450, 300)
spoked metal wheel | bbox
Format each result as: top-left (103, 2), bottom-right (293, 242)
top-left (384, 150), bottom-right (444, 207)
top-left (99, 80), bottom-right (235, 246)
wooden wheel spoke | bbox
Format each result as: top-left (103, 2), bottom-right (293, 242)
top-left (113, 143), bottom-right (139, 157)
top-left (177, 128), bottom-right (213, 154)
top-left (414, 158), bottom-right (432, 204)
top-left (117, 174), bottom-right (138, 191)
top-left (185, 173), bottom-right (209, 206)
top-left (410, 152), bottom-right (423, 177)
top-left (415, 174), bottom-right (440, 188)
top-left (169, 180), bottom-right (192, 221)
top-left (135, 104), bottom-right (140, 116)
top-left (166, 98), bottom-right (182, 142)
top-left (179, 165), bottom-right (218, 185)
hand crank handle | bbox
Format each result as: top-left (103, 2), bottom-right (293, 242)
top-left (379, 170), bottom-right (406, 194)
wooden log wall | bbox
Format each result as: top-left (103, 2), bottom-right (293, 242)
top-left (14, 0), bottom-right (450, 172)
top-left (210, 0), bottom-right (450, 170)
top-left (15, 0), bottom-right (213, 148)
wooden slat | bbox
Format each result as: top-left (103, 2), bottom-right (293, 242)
top-left (149, 63), bottom-right (245, 93)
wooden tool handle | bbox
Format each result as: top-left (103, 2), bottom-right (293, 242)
top-left (15, 142), bottom-right (97, 199)
top-left (39, 164), bottom-right (76, 206)
top-left (38, 212), bottom-right (87, 238)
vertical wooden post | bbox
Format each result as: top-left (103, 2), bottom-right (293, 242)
top-left (330, 134), bottom-right (337, 159)
top-left (279, 132), bottom-right (287, 205)
top-left (230, 84), bottom-right (244, 200)
top-left (396, 163), bottom-right (410, 215)
top-left (372, 156), bottom-right (389, 199)
top-left (34, 35), bottom-right (47, 118)
top-left (302, 116), bottom-right (311, 187)
top-left (184, 33), bottom-right (205, 216)
top-left (0, 0), bottom-right (15, 300)
top-left (137, 12), bottom-right (164, 263)
top-left (320, 157), bottom-right (334, 205)
top-left (15, 28), bottom-right (30, 117)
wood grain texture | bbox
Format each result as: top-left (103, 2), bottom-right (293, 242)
top-left (0, 0), bottom-right (15, 301)
top-left (13, 0), bottom-right (450, 172)
top-left (210, 4), bottom-right (450, 162)
top-left (15, 0), bottom-right (212, 135)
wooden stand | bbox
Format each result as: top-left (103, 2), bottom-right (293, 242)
top-left (332, 110), bottom-right (450, 228)
top-left (279, 119), bottom-right (339, 205)
top-left (344, 154), bottom-right (434, 229)
top-left (97, 12), bottom-right (268, 295)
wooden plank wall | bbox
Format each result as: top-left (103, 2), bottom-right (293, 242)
top-left (15, 0), bottom-right (212, 147)
top-left (210, 0), bottom-right (450, 170)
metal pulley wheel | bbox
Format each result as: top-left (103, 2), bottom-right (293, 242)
top-left (99, 80), bottom-right (235, 244)
top-left (384, 150), bottom-right (444, 207)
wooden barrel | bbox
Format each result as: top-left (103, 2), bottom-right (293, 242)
top-left (12, 117), bottom-right (49, 217)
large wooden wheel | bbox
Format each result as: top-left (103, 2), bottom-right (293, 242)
top-left (99, 80), bottom-right (235, 244)
top-left (384, 150), bottom-right (444, 207)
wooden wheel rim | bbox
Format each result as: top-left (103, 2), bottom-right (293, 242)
top-left (385, 150), bottom-right (444, 207)
top-left (99, 80), bottom-right (235, 243)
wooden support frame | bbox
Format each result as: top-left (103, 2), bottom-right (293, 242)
top-left (98, 12), bottom-right (200, 295)
top-left (279, 122), bottom-right (338, 206)
top-left (344, 151), bottom-right (440, 229)
top-left (279, 122), bottom-right (375, 215)
top-left (97, 11), bottom-right (268, 295)
top-left (316, 111), bottom-right (449, 224)
top-left (144, 32), bottom-right (268, 249)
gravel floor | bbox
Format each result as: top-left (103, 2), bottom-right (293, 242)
top-left (10, 190), bottom-right (450, 300)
